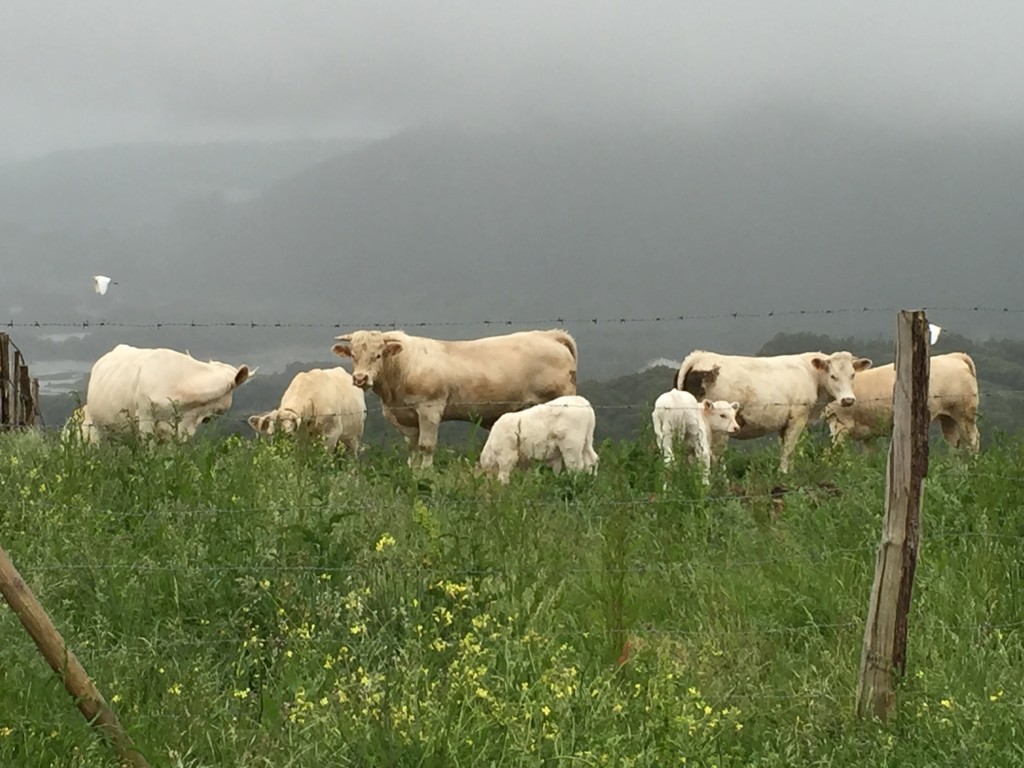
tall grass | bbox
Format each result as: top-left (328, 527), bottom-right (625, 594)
top-left (0, 429), bottom-right (1022, 766)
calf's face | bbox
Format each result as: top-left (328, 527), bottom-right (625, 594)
top-left (704, 400), bottom-right (741, 434)
top-left (811, 352), bottom-right (872, 407)
top-left (333, 331), bottom-right (404, 390)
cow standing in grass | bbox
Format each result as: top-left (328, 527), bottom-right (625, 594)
top-left (676, 350), bottom-right (872, 473)
top-left (652, 390), bottom-right (741, 485)
top-left (824, 352), bottom-right (980, 451)
top-left (85, 344), bottom-right (255, 441)
top-left (478, 395), bottom-right (599, 483)
top-left (332, 329), bottom-right (578, 468)
top-left (248, 367), bottom-right (366, 453)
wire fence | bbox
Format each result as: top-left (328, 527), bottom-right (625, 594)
top-left (6, 303), bottom-right (1024, 330)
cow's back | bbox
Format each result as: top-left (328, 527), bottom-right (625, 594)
top-left (390, 329), bottom-right (578, 425)
top-left (86, 345), bottom-right (148, 426)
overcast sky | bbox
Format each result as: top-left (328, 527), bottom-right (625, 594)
top-left (3, 1), bottom-right (1024, 161)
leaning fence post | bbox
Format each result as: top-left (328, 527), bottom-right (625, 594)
top-left (18, 362), bottom-right (33, 427)
top-left (11, 350), bottom-right (22, 427)
top-left (0, 543), bottom-right (151, 767)
top-left (856, 309), bottom-right (930, 721)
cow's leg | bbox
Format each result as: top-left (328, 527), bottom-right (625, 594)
top-left (709, 431), bottom-right (729, 465)
top-left (383, 406), bottom-right (420, 465)
top-left (778, 414), bottom-right (808, 474)
top-left (937, 415), bottom-right (961, 448)
top-left (961, 418), bottom-right (981, 453)
top-left (415, 406), bottom-right (444, 469)
top-left (694, 427), bottom-right (712, 485)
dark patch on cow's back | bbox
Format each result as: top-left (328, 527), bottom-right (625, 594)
top-left (681, 365), bottom-right (720, 399)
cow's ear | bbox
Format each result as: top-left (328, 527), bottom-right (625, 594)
top-left (234, 365), bottom-right (253, 388)
top-left (702, 399), bottom-right (713, 413)
top-left (810, 356), bottom-right (827, 372)
top-left (247, 414), bottom-right (263, 432)
top-left (854, 357), bottom-right (873, 372)
top-left (332, 343), bottom-right (352, 358)
top-left (730, 402), bottom-right (740, 411)
top-left (384, 341), bottom-right (404, 357)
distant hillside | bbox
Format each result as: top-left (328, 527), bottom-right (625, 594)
top-left (0, 138), bottom-right (369, 233)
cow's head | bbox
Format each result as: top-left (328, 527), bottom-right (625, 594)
top-left (174, 363), bottom-right (256, 439)
top-left (248, 408), bottom-right (300, 437)
top-left (703, 399), bottom-right (741, 434)
top-left (332, 331), bottom-right (404, 390)
top-left (810, 352), bottom-right (872, 407)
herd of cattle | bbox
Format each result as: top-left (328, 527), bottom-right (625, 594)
top-left (64, 328), bottom-right (981, 482)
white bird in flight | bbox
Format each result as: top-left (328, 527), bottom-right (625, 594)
top-left (93, 275), bottom-right (118, 295)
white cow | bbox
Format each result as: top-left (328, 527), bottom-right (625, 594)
top-left (248, 367), bottom-right (366, 453)
top-left (332, 329), bottom-right (578, 468)
top-left (676, 350), bottom-right (872, 473)
top-left (824, 352), bottom-right (980, 451)
top-left (478, 395), bottom-right (599, 484)
top-left (85, 344), bottom-right (255, 441)
top-left (651, 390), bottom-right (741, 485)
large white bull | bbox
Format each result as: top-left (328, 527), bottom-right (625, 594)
top-left (479, 395), bottom-right (599, 483)
top-left (676, 350), bottom-right (872, 473)
top-left (824, 352), bottom-right (980, 451)
top-left (85, 344), bottom-right (255, 441)
top-left (248, 367), bottom-right (366, 453)
top-left (331, 329), bottom-right (578, 468)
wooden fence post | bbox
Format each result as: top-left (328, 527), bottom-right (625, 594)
top-left (856, 309), bottom-right (930, 721)
top-left (0, 333), bottom-right (10, 427)
top-left (0, 543), bottom-right (150, 767)
top-left (12, 351), bottom-right (22, 427)
top-left (30, 378), bottom-right (41, 427)
top-left (18, 362), bottom-right (33, 427)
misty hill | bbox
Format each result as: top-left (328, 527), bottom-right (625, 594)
top-left (0, 138), bottom-right (369, 233)
top-left (5, 115), bottom-right (1024, 382)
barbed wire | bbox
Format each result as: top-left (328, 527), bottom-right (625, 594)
top-left (6, 304), bottom-right (1024, 332)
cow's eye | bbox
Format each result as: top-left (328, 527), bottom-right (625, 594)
top-left (830, 375), bottom-right (838, 381)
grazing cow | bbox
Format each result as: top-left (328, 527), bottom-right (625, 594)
top-left (676, 350), bottom-right (873, 473)
top-left (248, 367), bottom-right (366, 453)
top-left (824, 352), bottom-right (980, 451)
top-left (332, 329), bottom-right (578, 468)
top-left (651, 390), bottom-right (741, 485)
top-left (478, 395), bottom-right (599, 484)
top-left (85, 344), bottom-right (255, 441)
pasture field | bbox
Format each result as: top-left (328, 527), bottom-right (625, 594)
top-left (0, 429), bottom-right (1022, 767)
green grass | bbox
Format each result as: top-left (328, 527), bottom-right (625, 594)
top-left (1, 428), bottom-right (1023, 767)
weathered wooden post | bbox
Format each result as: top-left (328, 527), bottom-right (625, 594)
top-left (18, 361), bottom-right (33, 427)
top-left (0, 333), bottom-right (10, 427)
top-left (11, 350), bottom-right (22, 426)
top-left (30, 377), bottom-right (41, 427)
top-left (0, 544), bottom-right (151, 767)
top-left (856, 310), bottom-right (930, 721)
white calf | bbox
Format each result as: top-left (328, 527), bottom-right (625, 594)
top-left (652, 390), bottom-right (740, 485)
top-left (479, 395), bottom-right (599, 484)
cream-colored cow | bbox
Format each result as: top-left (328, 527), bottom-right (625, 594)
top-left (248, 367), bottom-right (366, 453)
top-left (676, 350), bottom-right (872, 473)
top-left (652, 390), bottom-right (740, 485)
top-left (85, 344), bottom-right (255, 441)
top-left (824, 352), bottom-right (980, 451)
top-left (479, 395), bottom-right (598, 484)
top-left (332, 329), bottom-right (578, 468)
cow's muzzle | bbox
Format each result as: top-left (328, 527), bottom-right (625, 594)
top-left (353, 374), bottom-right (371, 389)
top-left (840, 397), bottom-right (855, 407)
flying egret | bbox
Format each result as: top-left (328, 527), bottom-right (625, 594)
top-left (92, 275), bottom-right (118, 295)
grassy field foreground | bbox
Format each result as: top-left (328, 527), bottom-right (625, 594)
top-left (0, 429), bottom-right (1022, 767)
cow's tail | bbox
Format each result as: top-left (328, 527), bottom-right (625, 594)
top-left (549, 329), bottom-right (578, 363)
top-left (675, 351), bottom-right (702, 393)
top-left (951, 351), bottom-right (977, 378)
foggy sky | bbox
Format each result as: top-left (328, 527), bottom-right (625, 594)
top-left (4, 1), bottom-right (1024, 161)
